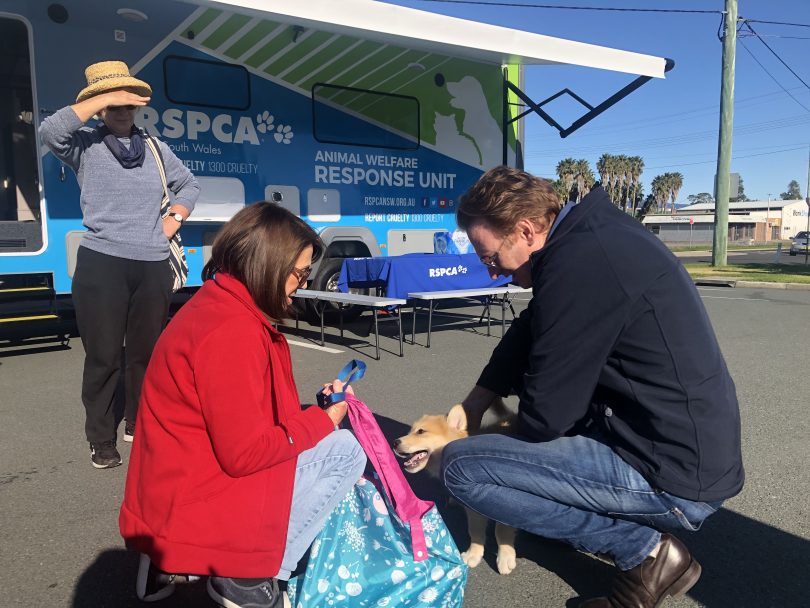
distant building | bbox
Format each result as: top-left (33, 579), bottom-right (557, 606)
top-left (642, 199), bottom-right (809, 243)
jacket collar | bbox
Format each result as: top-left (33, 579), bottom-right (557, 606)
top-left (211, 273), bottom-right (280, 335)
top-left (529, 184), bottom-right (611, 270)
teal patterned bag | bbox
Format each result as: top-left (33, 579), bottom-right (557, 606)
top-left (287, 394), bottom-right (467, 607)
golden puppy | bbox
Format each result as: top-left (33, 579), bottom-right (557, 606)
top-left (393, 400), bottom-right (518, 575)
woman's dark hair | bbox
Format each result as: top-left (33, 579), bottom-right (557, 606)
top-left (202, 202), bottom-right (324, 319)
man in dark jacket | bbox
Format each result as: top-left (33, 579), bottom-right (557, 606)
top-left (441, 167), bottom-right (744, 607)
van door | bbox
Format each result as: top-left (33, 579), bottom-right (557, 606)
top-left (0, 16), bottom-right (43, 253)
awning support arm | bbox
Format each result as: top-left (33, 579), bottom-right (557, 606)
top-left (502, 58), bottom-right (675, 163)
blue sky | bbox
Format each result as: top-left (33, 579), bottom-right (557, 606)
top-left (380, 0), bottom-right (810, 203)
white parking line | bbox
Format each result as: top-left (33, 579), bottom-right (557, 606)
top-left (285, 339), bottom-right (344, 353)
top-left (699, 295), bottom-right (769, 301)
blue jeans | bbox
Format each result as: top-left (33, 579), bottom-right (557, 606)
top-left (276, 429), bottom-right (366, 580)
top-left (441, 432), bottom-right (721, 571)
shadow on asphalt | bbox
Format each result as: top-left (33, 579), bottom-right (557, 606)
top-left (70, 414), bottom-right (809, 608)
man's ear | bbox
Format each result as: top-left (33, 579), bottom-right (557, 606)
top-left (446, 404), bottom-right (468, 432)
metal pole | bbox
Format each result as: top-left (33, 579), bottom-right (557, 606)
top-left (712, 0), bottom-right (737, 267)
top-left (766, 194), bottom-right (771, 243)
top-left (805, 146), bottom-right (810, 264)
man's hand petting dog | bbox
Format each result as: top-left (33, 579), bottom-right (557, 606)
top-left (393, 400), bottom-right (518, 575)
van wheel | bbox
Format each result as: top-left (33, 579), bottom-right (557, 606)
top-left (305, 258), bottom-right (368, 323)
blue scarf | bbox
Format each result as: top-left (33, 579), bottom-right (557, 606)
top-left (99, 124), bottom-right (145, 169)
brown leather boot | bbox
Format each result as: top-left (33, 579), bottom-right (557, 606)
top-left (581, 534), bottom-right (701, 608)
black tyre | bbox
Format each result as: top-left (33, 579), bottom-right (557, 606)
top-left (305, 258), bottom-right (368, 323)
top-left (789, 250), bottom-right (796, 256)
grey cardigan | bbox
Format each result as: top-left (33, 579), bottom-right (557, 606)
top-left (39, 106), bottom-right (199, 261)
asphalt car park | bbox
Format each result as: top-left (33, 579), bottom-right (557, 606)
top-left (1, 287), bottom-right (808, 607)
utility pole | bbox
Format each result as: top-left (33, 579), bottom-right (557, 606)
top-left (712, 0), bottom-right (737, 267)
top-left (805, 146), bottom-right (810, 264)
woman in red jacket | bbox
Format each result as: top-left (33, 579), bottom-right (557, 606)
top-left (120, 203), bottom-right (366, 608)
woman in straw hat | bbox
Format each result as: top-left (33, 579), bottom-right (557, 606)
top-left (39, 60), bottom-right (199, 469)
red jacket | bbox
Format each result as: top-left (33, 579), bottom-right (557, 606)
top-left (120, 273), bottom-right (335, 577)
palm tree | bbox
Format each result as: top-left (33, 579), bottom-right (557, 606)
top-left (668, 172), bottom-right (683, 214)
top-left (551, 179), bottom-right (568, 204)
top-left (574, 159), bottom-right (594, 202)
top-left (628, 156), bottom-right (644, 214)
top-left (555, 158), bottom-right (577, 201)
top-left (597, 154), bottom-right (611, 194)
top-left (651, 174), bottom-right (669, 213)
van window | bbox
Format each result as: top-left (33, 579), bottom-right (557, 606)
top-left (312, 83), bottom-right (419, 150)
top-left (164, 56), bottom-right (251, 110)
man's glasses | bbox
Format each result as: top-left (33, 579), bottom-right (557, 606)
top-left (106, 105), bottom-right (137, 112)
top-left (291, 265), bottom-right (312, 288)
top-left (479, 237), bottom-right (507, 268)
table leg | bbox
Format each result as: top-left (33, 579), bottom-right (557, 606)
top-left (397, 306), bottom-right (404, 356)
top-left (318, 301), bottom-right (325, 346)
top-left (339, 306), bottom-right (344, 339)
top-left (374, 307), bottom-right (380, 360)
top-left (411, 302), bottom-right (417, 345)
top-left (501, 295), bottom-right (507, 336)
top-left (486, 297), bottom-right (492, 336)
top-left (427, 300), bottom-right (434, 348)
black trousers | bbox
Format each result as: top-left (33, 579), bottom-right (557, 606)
top-left (72, 246), bottom-right (172, 444)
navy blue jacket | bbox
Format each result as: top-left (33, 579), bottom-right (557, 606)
top-left (477, 186), bottom-right (744, 502)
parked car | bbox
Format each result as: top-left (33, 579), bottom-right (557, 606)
top-left (789, 231), bottom-right (809, 256)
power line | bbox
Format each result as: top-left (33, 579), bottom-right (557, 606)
top-left (643, 145), bottom-right (808, 170)
top-left (739, 40), bottom-right (810, 113)
top-left (410, 0), bottom-right (719, 13)
top-left (524, 113), bottom-right (810, 157)
top-left (744, 21), bottom-right (810, 90)
top-left (744, 18), bottom-right (810, 29)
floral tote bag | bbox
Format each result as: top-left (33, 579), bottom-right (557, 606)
top-left (287, 389), bottom-right (467, 607)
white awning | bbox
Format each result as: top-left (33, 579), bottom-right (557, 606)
top-left (193, 0), bottom-right (667, 78)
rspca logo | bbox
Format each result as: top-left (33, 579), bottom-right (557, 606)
top-left (429, 265), bottom-right (468, 278)
top-left (136, 107), bottom-right (294, 146)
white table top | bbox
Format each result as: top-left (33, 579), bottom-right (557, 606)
top-left (294, 289), bottom-right (407, 306)
top-left (407, 286), bottom-right (531, 300)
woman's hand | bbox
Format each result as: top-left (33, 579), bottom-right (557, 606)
top-left (321, 379), bottom-right (354, 426)
top-left (71, 90), bottom-right (151, 123)
top-left (163, 216), bottom-right (179, 239)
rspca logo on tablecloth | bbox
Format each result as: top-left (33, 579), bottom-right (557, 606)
top-left (429, 265), bottom-right (468, 278)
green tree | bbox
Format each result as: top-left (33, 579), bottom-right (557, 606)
top-left (628, 156), bottom-right (645, 215)
top-left (730, 176), bottom-right (750, 202)
top-left (780, 180), bottom-right (802, 200)
top-left (615, 155), bottom-right (630, 210)
top-left (573, 159), bottom-right (595, 202)
top-left (651, 174), bottom-right (670, 213)
top-left (596, 154), bottom-right (612, 202)
top-left (551, 179), bottom-right (568, 204)
top-left (687, 192), bottom-right (714, 206)
top-left (555, 158), bottom-right (577, 201)
top-left (668, 172), bottom-right (683, 214)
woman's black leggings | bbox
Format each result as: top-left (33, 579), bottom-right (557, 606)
top-left (72, 246), bottom-right (172, 444)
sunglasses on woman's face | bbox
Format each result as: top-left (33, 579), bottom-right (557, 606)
top-left (291, 265), bottom-right (312, 289)
top-left (106, 105), bottom-right (137, 112)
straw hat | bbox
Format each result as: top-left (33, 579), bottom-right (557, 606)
top-left (75, 60), bottom-right (152, 103)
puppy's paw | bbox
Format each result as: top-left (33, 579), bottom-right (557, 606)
top-left (496, 545), bottom-right (517, 575)
top-left (462, 544), bottom-right (484, 568)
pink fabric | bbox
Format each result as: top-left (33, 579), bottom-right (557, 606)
top-left (346, 394), bottom-right (433, 561)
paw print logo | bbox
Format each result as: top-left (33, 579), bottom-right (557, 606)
top-left (458, 265), bottom-right (468, 274)
top-left (255, 110), bottom-right (274, 134)
top-left (274, 124), bottom-right (294, 144)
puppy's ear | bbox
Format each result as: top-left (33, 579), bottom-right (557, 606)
top-left (446, 404), bottom-right (468, 432)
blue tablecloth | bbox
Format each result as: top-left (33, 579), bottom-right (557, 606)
top-left (338, 253), bottom-right (511, 300)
